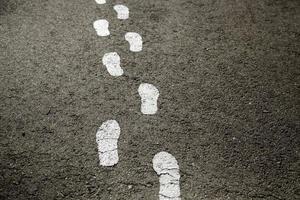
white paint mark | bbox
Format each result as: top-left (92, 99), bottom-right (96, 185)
top-left (96, 120), bottom-right (121, 167)
top-left (95, 0), bottom-right (106, 4)
top-left (138, 83), bottom-right (159, 115)
top-left (153, 152), bottom-right (181, 200)
top-left (125, 32), bottom-right (143, 52)
top-left (114, 5), bottom-right (129, 20)
top-left (93, 19), bottom-right (110, 36)
top-left (102, 52), bottom-right (124, 76)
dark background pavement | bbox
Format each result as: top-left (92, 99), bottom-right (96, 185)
top-left (0, 0), bottom-right (299, 199)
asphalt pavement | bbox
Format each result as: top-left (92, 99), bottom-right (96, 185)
top-left (0, 0), bottom-right (299, 199)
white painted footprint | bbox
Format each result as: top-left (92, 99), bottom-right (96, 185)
top-left (102, 52), bottom-right (124, 76)
top-left (138, 83), bottom-right (159, 115)
top-left (125, 32), bottom-right (143, 52)
top-left (93, 19), bottom-right (110, 36)
top-left (153, 152), bottom-right (181, 200)
top-left (95, 0), bottom-right (106, 4)
top-left (114, 5), bottom-right (129, 20)
top-left (96, 120), bottom-right (121, 167)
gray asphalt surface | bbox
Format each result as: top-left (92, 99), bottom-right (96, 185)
top-left (0, 0), bottom-right (299, 199)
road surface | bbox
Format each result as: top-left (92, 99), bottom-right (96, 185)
top-left (0, 0), bottom-right (299, 199)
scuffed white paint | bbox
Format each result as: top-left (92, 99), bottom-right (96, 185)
top-left (138, 83), bottom-right (159, 115)
top-left (93, 19), bottom-right (110, 36)
top-left (102, 52), bottom-right (124, 76)
top-left (153, 152), bottom-right (181, 200)
top-left (125, 32), bottom-right (143, 52)
top-left (114, 5), bottom-right (129, 20)
top-left (95, 0), bottom-right (106, 4)
top-left (96, 120), bottom-right (121, 167)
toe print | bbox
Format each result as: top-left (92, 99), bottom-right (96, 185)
top-left (93, 19), bottom-right (110, 36)
top-left (114, 5), bottom-right (129, 20)
top-left (125, 32), bottom-right (143, 52)
top-left (153, 152), bottom-right (181, 200)
top-left (96, 120), bottom-right (121, 167)
top-left (138, 83), bottom-right (159, 115)
top-left (102, 52), bottom-right (124, 76)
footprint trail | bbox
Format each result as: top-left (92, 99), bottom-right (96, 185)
top-left (102, 52), bottom-right (124, 76)
top-left (153, 152), bottom-right (181, 200)
top-left (91, 2), bottom-right (183, 199)
top-left (138, 83), bottom-right (159, 115)
top-left (96, 120), bottom-right (121, 167)
top-left (93, 19), bottom-right (110, 36)
top-left (114, 5), bottom-right (129, 20)
top-left (125, 32), bottom-right (143, 52)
